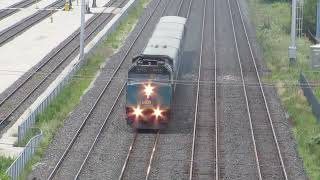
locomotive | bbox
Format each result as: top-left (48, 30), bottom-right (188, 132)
top-left (126, 16), bottom-right (187, 129)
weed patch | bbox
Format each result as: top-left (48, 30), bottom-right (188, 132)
top-left (0, 156), bottom-right (13, 180)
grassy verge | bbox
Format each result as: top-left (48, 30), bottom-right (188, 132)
top-left (0, 0), bottom-right (150, 179)
top-left (303, 71), bottom-right (320, 100)
top-left (0, 156), bottom-right (13, 180)
top-left (247, 0), bottom-right (320, 179)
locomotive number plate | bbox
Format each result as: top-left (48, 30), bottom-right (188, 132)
top-left (142, 100), bottom-right (152, 105)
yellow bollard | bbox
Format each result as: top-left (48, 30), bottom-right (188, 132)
top-left (64, 2), bottom-right (70, 11)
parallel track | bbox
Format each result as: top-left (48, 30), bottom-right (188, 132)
top-left (188, 0), bottom-right (219, 179)
top-left (227, 0), bottom-right (288, 179)
top-left (0, 0), bottom-right (37, 20)
top-left (189, 0), bottom-right (218, 179)
top-left (0, 0), bottom-right (122, 131)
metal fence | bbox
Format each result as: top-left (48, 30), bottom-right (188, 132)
top-left (17, 59), bottom-right (81, 143)
top-left (6, 129), bottom-right (42, 180)
top-left (299, 72), bottom-right (320, 122)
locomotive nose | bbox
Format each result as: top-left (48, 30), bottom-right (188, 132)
top-left (126, 106), bottom-right (169, 123)
top-left (126, 82), bottom-right (172, 129)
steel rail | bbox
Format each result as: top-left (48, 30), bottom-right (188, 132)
top-left (73, 82), bottom-right (126, 180)
top-left (234, 0), bottom-right (288, 179)
top-left (0, 0), bottom-right (120, 127)
top-left (227, 0), bottom-right (267, 179)
top-left (118, 133), bottom-right (138, 180)
top-left (173, 0), bottom-right (192, 92)
top-left (213, 0), bottom-right (218, 179)
top-left (189, 0), bottom-right (207, 179)
top-left (186, 0), bottom-right (192, 19)
top-left (145, 131), bottom-right (160, 180)
top-left (0, 0), bottom-right (36, 20)
top-left (47, 0), bottom-right (163, 178)
top-left (176, 0), bottom-right (184, 16)
top-left (118, 131), bottom-right (159, 180)
top-left (0, 0), bottom-right (65, 46)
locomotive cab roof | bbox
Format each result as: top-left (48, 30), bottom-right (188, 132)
top-left (159, 16), bottom-right (187, 24)
top-left (132, 54), bottom-right (173, 66)
top-left (129, 16), bottom-right (186, 75)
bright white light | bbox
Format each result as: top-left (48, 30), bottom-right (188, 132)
top-left (144, 83), bottom-right (154, 99)
top-left (153, 107), bottom-right (163, 118)
top-left (133, 106), bottom-right (143, 119)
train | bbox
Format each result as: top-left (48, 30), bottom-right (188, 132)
top-left (126, 16), bottom-right (187, 129)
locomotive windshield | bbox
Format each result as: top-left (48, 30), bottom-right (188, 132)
top-left (128, 64), bottom-right (171, 83)
top-left (128, 73), bottom-right (170, 82)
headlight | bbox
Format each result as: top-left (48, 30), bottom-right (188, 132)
top-left (132, 105), bottom-right (143, 119)
top-left (143, 83), bottom-right (154, 99)
top-left (152, 106), bottom-right (164, 119)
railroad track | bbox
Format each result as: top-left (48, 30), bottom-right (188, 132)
top-left (0, 0), bottom-right (38, 21)
top-left (0, 0), bottom-right (65, 46)
top-left (0, 0), bottom-right (127, 132)
top-left (227, 0), bottom-right (288, 179)
top-left (188, 0), bottom-right (218, 179)
top-left (118, 131), bottom-right (160, 180)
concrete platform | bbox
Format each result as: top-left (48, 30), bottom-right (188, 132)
top-left (0, 0), bottom-right (116, 94)
top-left (0, 0), bottom-right (27, 9)
top-left (0, 0), bottom-right (118, 157)
top-left (0, 0), bottom-right (60, 32)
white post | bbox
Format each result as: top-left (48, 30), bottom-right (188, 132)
top-left (289, 0), bottom-right (297, 65)
top-left (317, 0), bottom-right (320, 38)
top-left (80, 0), bottom-right (85, 61)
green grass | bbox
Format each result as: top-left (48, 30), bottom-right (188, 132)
top-left (303, 71), bottom-right (320, 101)
top-left (14, 128), bottom-right (40, 147)
top-left (247, 0), bottom-right (320, 179)
top-left (0, 156), bottom-right (14, 180)
top-left (0, 0), bottom-right (150, 179)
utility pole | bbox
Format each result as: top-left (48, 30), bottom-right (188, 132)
top-left (317, 0), bottom-right (320, 38)
top-left (80, 0), bottom-right (85, 61)
top-left (289, 0), bottom-right (297, 65)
